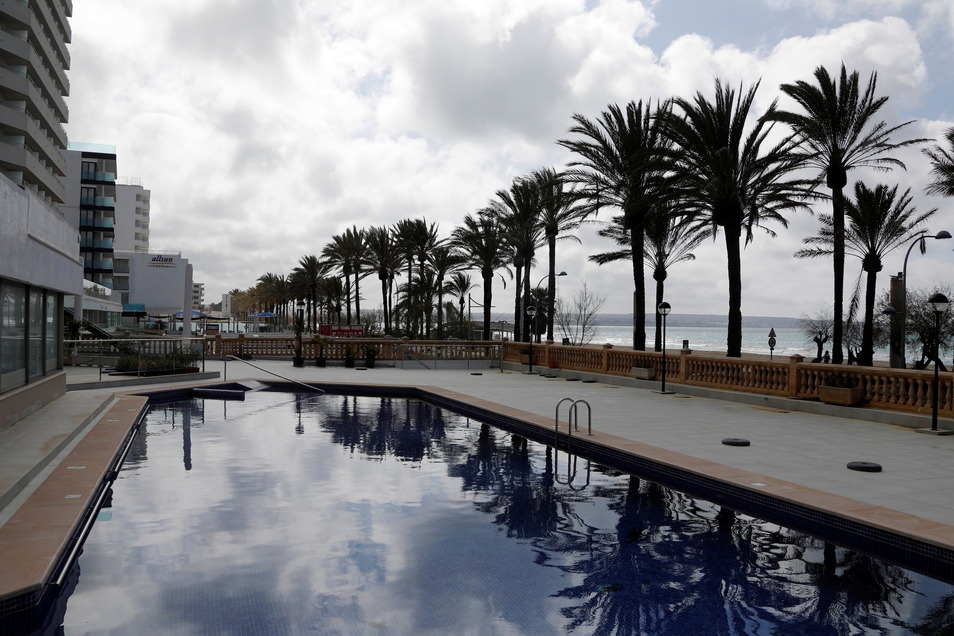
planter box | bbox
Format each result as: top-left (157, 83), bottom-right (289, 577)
top-left (819, 385), bottom-right (863, 406)
top-left (631, 366), bottom-right (655, 380)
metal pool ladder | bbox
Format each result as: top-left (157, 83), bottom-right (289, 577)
top-left (554, 397), bottom-right (592, 444)
top-left (553, 397), bottom-right (592, 489)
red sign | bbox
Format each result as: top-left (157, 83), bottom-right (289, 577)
top-left (318, 324), bottom-right (365, 337)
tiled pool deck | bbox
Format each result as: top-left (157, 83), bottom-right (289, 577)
top-left (3, 360), bottom-right (954, 609)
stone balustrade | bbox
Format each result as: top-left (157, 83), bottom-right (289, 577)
top-left (502, 340), bottom-right (954, 418)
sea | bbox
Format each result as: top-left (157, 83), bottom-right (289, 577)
top-left (589, 324), bottom-right (889, 361)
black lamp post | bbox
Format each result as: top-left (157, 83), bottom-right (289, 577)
top-left (924, 293), bottom-right (951, 434)
top-left (526, 305), bottom-right (537, 374)
top-left (657, 302), bottom-right (672, 394)
top-left (884, 230), bottom-right (952, 368)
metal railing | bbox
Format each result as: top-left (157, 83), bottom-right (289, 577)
top-left (64, 337), bottom-right (206, 381)
top-left (222, 355), bottom-right (325, 394)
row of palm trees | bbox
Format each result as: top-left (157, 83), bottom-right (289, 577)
top-left (230, 61), bottom-right (954, 361)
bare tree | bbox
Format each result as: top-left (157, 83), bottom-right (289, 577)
top-left (555, 283), bottom-right (606, 346)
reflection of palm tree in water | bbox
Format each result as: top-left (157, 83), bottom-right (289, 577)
top-left (310, 396), bottom-right (934, 634)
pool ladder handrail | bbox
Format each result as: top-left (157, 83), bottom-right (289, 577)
top-left (554, 451), bottom-right (592, 490)
top-left (554, 397), bottom-right (593, 444)
top-left (553, 397), bottom-right (593, 490)
top-left (224, 355), bottom-right (326, 393)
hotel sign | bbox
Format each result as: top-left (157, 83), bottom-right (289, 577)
top-left (319, 324), bottom-right (365, 337)
top-left (148, 255), bottom-right (177, 268)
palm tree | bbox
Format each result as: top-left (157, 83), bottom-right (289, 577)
top-left (532, 167), bottom-right (590, 341)
top-left (660, 79), bottom-right (812, 357)
top-left (795, 182), bottom-right (936, 366)
top-left (445, 271), bottom-right (477, 339)
top-left (291, 254), bottom-right (329, 331)
top-left (255, 272), bottom-right (291, 325)
top-left (558, 100), bottom-right (674, 351)
top-left (591, 208), bottom-right (712, 351)
top-left (321, 227), bottom-right (367, 325)
top-left (393, 218), bottom-right (439, 335)
top-left (771, 63), bottom-right (926, 364)
top-left (428, 244), bottom-right (465, 338)
top-left (363, 226), bottom-right (403, 334)
top-left (491, 177), bottom-right (544, 342)
top-left (924, 126), bottom-right (954, 198)
top-left (451, 213), bottom-right (510, 340)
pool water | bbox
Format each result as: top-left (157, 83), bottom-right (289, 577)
top-left (52, 392), bottom-right (954, 634)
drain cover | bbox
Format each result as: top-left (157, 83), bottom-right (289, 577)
top-left (722, 438), bottom-right (750, 447)
top-left (847, 461), bottom-right (882, 472)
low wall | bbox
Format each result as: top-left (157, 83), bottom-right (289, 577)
top-left (502, 341), bottom-right (954, 419)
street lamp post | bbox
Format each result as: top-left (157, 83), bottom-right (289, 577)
top-left (525, 305), bottom-right (537, 374)
top-left (885, 230), bottom-right (952, 368)
top-left (536, 270), bottom-right (567, 342)
top-left (922, 293), bottom-right (951, 434)
top-left (657, 302), bottom-right (673, 394)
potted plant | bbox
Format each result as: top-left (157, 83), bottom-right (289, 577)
top-left (344, 346), bottom-right (356, 368)
top-left (364, 345), bottom-right (378, 369)
top-left (819, 373), bottom-right (863, 406)
top-left (315, 337), bottom-right (330, 368)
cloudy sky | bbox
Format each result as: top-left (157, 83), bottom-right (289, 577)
top-left (66, 0), bottom-right (954, 319)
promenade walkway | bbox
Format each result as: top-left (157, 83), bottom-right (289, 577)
top-left (2, 359), bottom-right (954, 611)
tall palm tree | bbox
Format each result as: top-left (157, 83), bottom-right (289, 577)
top-left (445, 271), bottom-right (477, 339)
top-left (491, 177), bottom-right (544, 342)
top-left (393, 218), bottom-right (439, 335)
top-left (363, 226), bottom-right (402, 334)
top-left (660, 79), bottom-right (812, 357)
top-left (322, 227), bottom-right (366, 325)
top-left (451, 213), bottom-right (510, 340)
top-left (591, 208), bottom-right (712, 351)
top-left (796, 182), bottom-right (936, 366)
top-left (532, 167), bottom-right (590, 341)
top-left (558, 100), bottom-right (674, 351)
top-left (291, 254), bottom-right (329, 331)
top-left (924, 126), bottom-right (954, 198)
top-left (256, 272), bottom-right (291, 324)
top-left (428, 244), bottom-right (465, 339)
top-left (770, 63), bottom-right (926, 363)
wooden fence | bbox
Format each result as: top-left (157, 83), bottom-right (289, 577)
top-left (503, 341), bottom-right (954, 419)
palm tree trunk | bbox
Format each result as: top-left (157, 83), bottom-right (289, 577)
top-left (860, 268), bottom-right (877, 366)
top-left (354, 268), bottom-right (361, 324)
top-left (482, 269), bottom-right (493, 340)
top-left (513, 260), bottom-right (523, 342)
top-left (522, 266), bottom-right (532, 342)
top-left (629, 230), bottom-right (646, 351)
top-left (547, 235), bottom-right (556, 341)
top-left (380, 273), bottom-right (389, 333)
top-left (725, 228), bottom-right (743, 358)
top-left (654, 275), bottom-right (665, 352)
top-left (832, 187), bottom-right (846, 364)
top-left (436, 277), bottom-right (445, 339)
top-left (344, 272), bottom-right (352, 325)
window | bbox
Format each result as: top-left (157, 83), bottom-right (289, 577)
top-left (1, 280), bottom-right (26, 391)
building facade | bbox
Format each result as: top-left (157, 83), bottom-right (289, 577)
top-left (192, 282), bottom-right (204, 310)
top-left (0, 0), bottom-right (78, 430)
top-left (61, 143), bottom-right (116, 289)
top-left (114, 178), bottom-right (150, 252)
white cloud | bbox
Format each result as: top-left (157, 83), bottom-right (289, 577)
top-left (64, 0), bottom-right (953, 317)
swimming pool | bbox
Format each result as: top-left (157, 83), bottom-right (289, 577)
top-left (32, 392), bottom-right (954, 633)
